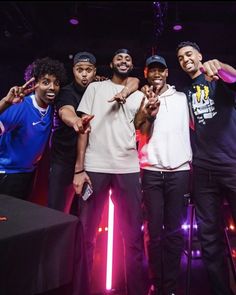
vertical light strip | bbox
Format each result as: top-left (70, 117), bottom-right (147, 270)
top-left (106, 190), bottom-right (114, 290)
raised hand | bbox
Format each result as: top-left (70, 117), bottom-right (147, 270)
top-left (141, 84), bottom-right (151, 97)
top-left (200, 59), bottom-right (222, 81)
top-left (108, 86), bottom-right (130, 104)
top-left (3, 77), bottom-right (37, 105)
top-left (140, 86), bottom-right (160, 119)
top-left (72, 114), bottom-right (94, 133)
top-left (82, 114), bottom-right (95, 133)
top-left (108, 92), bottom-right (127, 104)
top-left (145, 96), bottom-right (160, 118)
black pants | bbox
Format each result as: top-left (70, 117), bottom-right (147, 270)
top-left (78, 172), bottom-right (146, 295)
top-left (48, 161), bottom-right (77, 214)
top-left (141, 169), bottom-right (190, 294)
top-left (193, 166), bottom-right (236, 295)
top-left (0, 172), bottom-right (35, 200)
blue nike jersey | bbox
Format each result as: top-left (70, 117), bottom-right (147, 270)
top-left (0, 95), bottom-right (53, 173)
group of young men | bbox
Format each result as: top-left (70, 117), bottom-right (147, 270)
top-left (0, 41), bottom-right (236, 295)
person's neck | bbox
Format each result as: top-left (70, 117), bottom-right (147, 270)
top-left (158, 83), bottom-right (168, 96)
top-left (189, 63), bottom-right (203, 79)
top-left (111, 74), bottom-right (128, 86)
top-left (189, 69), bottom-right (202, 80)
top-left (35, 95), bottom-right (48, 109)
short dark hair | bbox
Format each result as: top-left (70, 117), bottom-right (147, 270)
top-left (176, 41), bottom-right (201, 53)
top-left (24, 57), bottom-right (67, 86)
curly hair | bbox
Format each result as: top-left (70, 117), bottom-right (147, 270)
top-left (24, 57), bottom-right (67, 86)
top-left (176, 41), bottom-right (201, 53)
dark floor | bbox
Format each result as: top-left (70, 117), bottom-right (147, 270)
top-left (40, 212), bottom-right (236, 295)
top-left (40, 236), bottom-right (236, 295)
top-left (91, 253), bottom-right (236, 295)
top-left (90, 234), bottom-right (236, 295)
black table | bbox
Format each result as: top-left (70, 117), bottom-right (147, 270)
top-left (0, 194), bottom-right (89, 295)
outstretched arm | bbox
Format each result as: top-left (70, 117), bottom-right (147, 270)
top-left (108, 77), bottom-right (140, 104)
top-left (201, 59), bottom-right (236, 83)
top-left (59, 105), bottom-right (94, 133)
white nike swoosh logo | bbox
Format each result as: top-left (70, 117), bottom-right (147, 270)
top-left (32, 121), bottom-right (41, 126)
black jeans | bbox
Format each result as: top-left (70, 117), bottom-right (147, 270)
top-left (78, 172), bottom-right (146, 295)
top-left (141, 169), bottom-right (190, 294)
top-left (0, 172), bottom-right (35, 200)
top-left (193, 166), bottom-right (236, 295)
top-left (48, 161), bottom-right (77, 214)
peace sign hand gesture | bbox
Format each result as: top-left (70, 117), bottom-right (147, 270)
top-left (4, 77), bottom-right (37, 105)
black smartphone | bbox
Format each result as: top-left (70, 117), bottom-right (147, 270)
top-left (81, 182), bottom-right (93, 201)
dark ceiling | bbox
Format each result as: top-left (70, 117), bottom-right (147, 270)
top-left (0, 1), bottom-right (236, 92)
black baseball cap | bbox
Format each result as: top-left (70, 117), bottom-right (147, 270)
top-left (112, 48), bottom-right (131, 60)
top-left (73, 52), bottom-right (96, 65)
top-left (145, 55), bottom-right (167, 68)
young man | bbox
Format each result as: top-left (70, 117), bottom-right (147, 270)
top-left (177, 41), bottom-right (236, 295)
top-left (0, 57), bottom-right (67, 200)
top-left (48, 52), bottom-right (96, 213)
top-left (139, 55), bottom-right (192, 295)
top-left (73, 49), bottom-right (158, 295)
top-left (48, 51), bottom-right (140, 213)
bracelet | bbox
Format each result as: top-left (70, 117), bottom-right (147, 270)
top-left (74, 169), bottom-right (85, 174)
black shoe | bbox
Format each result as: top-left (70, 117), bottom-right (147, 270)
top-left (147, 285), bottom-right (159, 295)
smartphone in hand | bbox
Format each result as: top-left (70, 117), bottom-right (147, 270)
top-left (81, 182), bottom-right (93, 201)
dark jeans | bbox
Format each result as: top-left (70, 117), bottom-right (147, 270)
top-left (78, 172), bottom-right (146, 295)
top-left (193, 166), bottom-right (236, 295)
top-left (0, 172), bottom-right (35, 200)
top-left (48, 161), bottom-right (77, 214)
top-left (141, 169), bottom-right (190, 294)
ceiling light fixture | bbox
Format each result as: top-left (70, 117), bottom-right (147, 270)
top-left (69, 16), bottom-right (79, 26)
top-left (173, 23), bottom-right (183, 31)
top-left (69, 3), bottom-right (79, 26)
top-left (173, 3), bottom-right (183, 32)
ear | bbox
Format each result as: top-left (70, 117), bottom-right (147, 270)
top-left (110, 62), bottom-right (113, 69)
top-left (144, 67), bottom-right (148, 79)
top-left (198, 53), bottom-right (203, 62)
top-left (165, 68), bottom-right (169, 77)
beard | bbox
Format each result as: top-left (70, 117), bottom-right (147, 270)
top-left (112, 66), bottom-right (133, 78)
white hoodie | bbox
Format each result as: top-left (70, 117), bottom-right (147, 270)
top-left (138, 85), bottom-right (192, 171)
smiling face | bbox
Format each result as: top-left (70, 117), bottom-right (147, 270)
top-left (177, 46), bottom-right (203, 78)
top-left (34, 74), bottom-right (60, 108)
top-left (110, 53), bottom-right (133, 78)
top-left (146, 63), bottom-right (168, 94)
top-left (73, 61), bottom-right (97, 88)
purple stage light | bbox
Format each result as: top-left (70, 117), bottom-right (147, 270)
top-left (173, 23), bottom-right (183, 31)
top-left (69, 16), bottom-right (79, 25)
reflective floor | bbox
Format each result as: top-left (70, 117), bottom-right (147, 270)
top-left (91, 252), bottom-right (236, 295)
top-left (91, 234), bottom-right (236, 295)
top-left (40, 237), bottom-right (236, 295)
